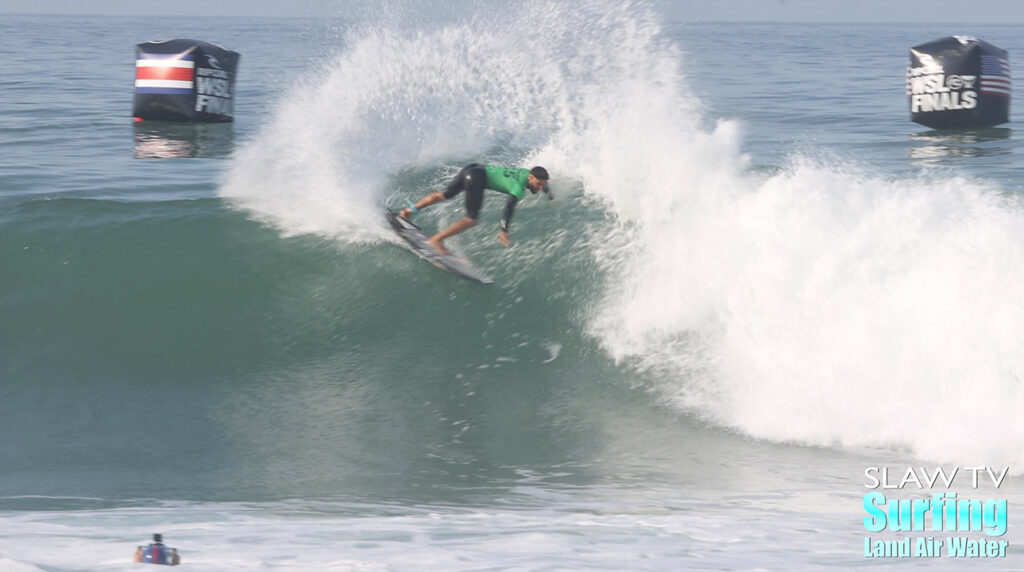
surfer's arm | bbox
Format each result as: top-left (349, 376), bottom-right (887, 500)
top-left (498, 196), bottom-right (518, 246)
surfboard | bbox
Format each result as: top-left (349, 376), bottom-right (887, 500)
top-left (385, 211), bottom-right (493, 284)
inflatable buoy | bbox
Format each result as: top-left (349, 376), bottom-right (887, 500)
top-left (908, 36), bottom-right (1010, 129)
top-left (133, 39), bottom-right (240, 122)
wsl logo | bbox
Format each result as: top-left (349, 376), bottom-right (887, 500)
top-left (194, 54), bottom-right (235, 116)
top-left (906, 64), bottom-right (978, 113)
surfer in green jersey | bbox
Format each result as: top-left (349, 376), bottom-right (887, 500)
top-left (400, 164), bottom-right (551, 255)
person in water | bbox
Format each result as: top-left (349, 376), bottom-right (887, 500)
top-left (400, 164), bottom-right (551, 254)
top-left (133, 533), bottom-right (181, 566)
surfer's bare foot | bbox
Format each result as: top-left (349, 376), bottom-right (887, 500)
top-left (428, 237), bottom-right (449, 255)
top-left (399, 208), bottom-right (413, 220)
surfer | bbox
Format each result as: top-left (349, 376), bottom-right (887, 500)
top-left (133, 533), bottom-right (181, 566)
top-left (400, 164), bottom-right (551, 255)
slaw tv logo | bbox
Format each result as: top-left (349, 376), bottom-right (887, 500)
top-left (862, 466), bottom-right (1009, 559)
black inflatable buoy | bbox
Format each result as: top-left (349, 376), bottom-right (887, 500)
top-left (907, 36), bottom-right (1010, 129)
top-left (133, 39), bottom-right (240, 123)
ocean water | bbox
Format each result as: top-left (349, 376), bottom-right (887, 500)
top-left (2, 2), bottom-right (1024, 570)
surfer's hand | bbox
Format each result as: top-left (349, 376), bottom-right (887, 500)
top-left (498, 231), bottom-right (511, 247)
top-left (399, 208), bottom-right (413, 220)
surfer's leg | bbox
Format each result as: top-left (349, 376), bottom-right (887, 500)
top-left (430, 217), bottom-right (477, 255)
top-left (463, 170), bottom-right (485, 220)
top-left (430, 166), bottom-right (485, 253)
top-left (400, 191), bottom-right (445, 219)
top-left (403, 164), bottom-right (478, 219)
top-left (442, 164), bottom-right (480, 200)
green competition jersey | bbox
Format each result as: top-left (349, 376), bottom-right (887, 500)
top-left (483, 165), bottom-right (531, 200)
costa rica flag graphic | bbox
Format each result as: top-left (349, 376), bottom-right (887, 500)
top-left (135, 53), bottom-right (195, 94)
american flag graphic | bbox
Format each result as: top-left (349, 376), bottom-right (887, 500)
top-left (135, 53), bottom-right (195, 94)
top-left (980, 54), bottom-right (1011, 97)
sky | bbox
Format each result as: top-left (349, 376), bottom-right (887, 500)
top-left (2, 0), bottom-right (1024, 23)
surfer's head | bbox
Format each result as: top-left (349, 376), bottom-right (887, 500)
top-left (528, 166), bottom-right (549, 195)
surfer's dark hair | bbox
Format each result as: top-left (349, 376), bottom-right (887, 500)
top-left (530, 166), bottom-right (549, 180)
